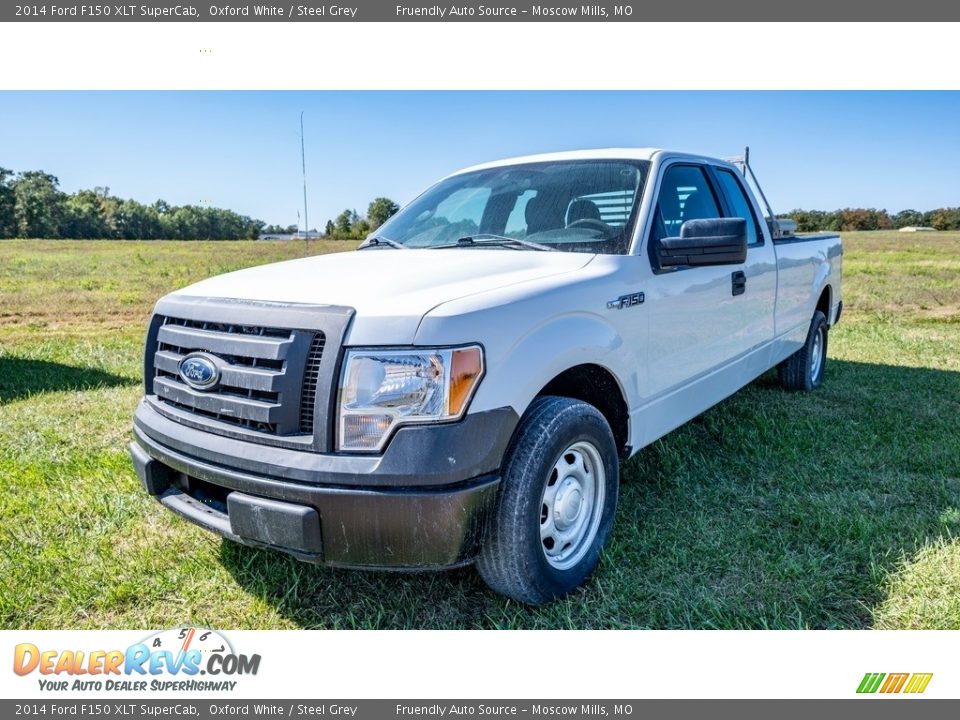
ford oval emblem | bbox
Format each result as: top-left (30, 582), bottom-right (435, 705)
top-left (178, 353), bottom-right (221, 390)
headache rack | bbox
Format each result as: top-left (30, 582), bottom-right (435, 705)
top-left (726, 146), bottom-right (794, 239)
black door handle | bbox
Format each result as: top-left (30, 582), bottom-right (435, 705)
top-left (732, 271), bottom-right (746, 296)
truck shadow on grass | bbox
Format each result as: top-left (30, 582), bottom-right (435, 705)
top-left (219, 358), bottom-right (960, 629)
top-left (0, 357), bottom-right (136, 405)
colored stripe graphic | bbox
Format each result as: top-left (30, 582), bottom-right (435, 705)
top-left (904, 674), bottom-right (933, 694)
top-left (857, 672), bottom-right (932, 694)
top-left (857, 673), bottom-right (885, 694)
top-left (880, 673), bottom-right (909, 693)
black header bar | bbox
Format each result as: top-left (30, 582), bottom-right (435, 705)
top-left (5, 0), bottom-right (960, 21)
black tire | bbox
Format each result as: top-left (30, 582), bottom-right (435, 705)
top-left (477, 396), bottom-right (619, 604)
top-left (778, 310), bottom-right (829, 391)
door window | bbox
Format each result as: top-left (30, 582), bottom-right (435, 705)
top-left (716, 168), bottom-right (763, 246)
top-left (652, 165), bottom-right (721, 242)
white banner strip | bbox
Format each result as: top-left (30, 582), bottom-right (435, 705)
top-left (2, 629), bottom-right (953, 699)
top-left (2, 22), bottom-right (959, 90)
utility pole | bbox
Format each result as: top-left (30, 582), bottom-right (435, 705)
top-left (300, 111), bottom-right (309, 252)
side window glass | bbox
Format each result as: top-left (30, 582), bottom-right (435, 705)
top-left (653, 165), bottom-right (721, 242)
top-left (716, 169), bottom-right (762, 246)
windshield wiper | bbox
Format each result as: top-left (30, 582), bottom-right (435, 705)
top-left (436, 234), bottom-right (555, 251)
top-left (358, 236), bottom-right (407, 250)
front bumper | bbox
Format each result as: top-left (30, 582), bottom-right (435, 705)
top-left (130, 400), bottom-right (517, 569)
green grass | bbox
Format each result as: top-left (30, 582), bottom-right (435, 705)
top-left (1, 233), bottom-right (958, 629)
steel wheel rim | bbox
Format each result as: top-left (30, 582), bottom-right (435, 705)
top-left (539, 440), bottom-right (605, 571)
top-left (810, 325), bottom-right (824, 382)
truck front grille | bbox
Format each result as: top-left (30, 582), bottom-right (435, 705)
top-left (152, 316), bottom-right (322, 437)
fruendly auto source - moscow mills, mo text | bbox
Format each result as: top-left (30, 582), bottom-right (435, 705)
top-left (395, 4), bottom-right (630, 17)
top-left (13, 3), bottom-right (633, 19)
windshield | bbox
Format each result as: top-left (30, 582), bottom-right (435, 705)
top-left (373, 159), bottom-right (650, 254)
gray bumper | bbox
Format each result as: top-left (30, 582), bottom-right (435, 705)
top-left (130, 400), bottom-right (517, 569)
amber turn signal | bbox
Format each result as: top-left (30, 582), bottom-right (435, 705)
top-left (448, 346), bottom-right (484, 416)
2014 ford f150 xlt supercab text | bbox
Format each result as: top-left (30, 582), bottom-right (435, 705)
top-left (129, 148), bottom-right (842, 603)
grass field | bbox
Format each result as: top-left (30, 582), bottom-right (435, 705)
top-left (1, 233), bottom-right (958, 629)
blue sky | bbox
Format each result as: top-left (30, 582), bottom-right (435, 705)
top-left (1, 91), bottom-right (957, 227)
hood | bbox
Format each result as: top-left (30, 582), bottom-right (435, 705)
top-left (171, 248), bottom-right (594, 344)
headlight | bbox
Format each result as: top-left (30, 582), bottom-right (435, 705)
top-left (337, 345), bottom-right (484, 452)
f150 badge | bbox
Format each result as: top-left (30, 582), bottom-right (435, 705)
top-left (178, 353), bottom-right (221, 390)
top-left (607, 292), bottom-right (645, 310)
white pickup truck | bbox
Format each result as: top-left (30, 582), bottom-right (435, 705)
top-left (130, 148), bottom-right (842, 603)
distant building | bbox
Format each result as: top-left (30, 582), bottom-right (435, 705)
top-left (258, 231), bottom-right (323, 240)
top-left (899, 226), bottom-right (938, 233)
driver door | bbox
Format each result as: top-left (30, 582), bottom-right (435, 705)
top-left (643, 162), bottom-right (752, 400)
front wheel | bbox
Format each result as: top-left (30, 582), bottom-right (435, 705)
top-left (778, 310), bottom-right (829, 391)
top-left (477, 396), bottom-right (619, 604)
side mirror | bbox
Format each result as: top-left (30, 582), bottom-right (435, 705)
top-left (657, 217), bottom-right (747, 267)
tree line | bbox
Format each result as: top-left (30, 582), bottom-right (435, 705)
top-left (0, 168), bottom-right (265, 240)
top-left (0, 167), bottom-right (403, 241)
top-left (323, 197), bottom-right (400, 240)
top-left (3, 165), bottom-right (955, 239)
top-left (784, 207), bottom-right (960, 232)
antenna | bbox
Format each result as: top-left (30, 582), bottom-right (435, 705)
top-left (300, 111), bottom-right (309, 252)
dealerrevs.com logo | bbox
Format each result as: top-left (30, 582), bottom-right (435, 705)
top-left (13, 627), bottom-right (261, 692)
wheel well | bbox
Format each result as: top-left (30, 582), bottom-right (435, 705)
top-left (536, 364), bottom-right (629, 456)
top-left (817, 285), bottom-right (832, 323)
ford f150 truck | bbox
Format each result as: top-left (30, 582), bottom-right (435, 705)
top-left (130, 148), bottom-right (842, 604)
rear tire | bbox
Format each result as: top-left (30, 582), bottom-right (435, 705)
top-left (778, 310), bottom-right (828, 391)
top-left (477, 396), bottom-right (619, 604)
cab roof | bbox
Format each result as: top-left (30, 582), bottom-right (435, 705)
top-left (449, 148), bottom-right (668, 177)
top-left (452, 147), bottom-right (718, 175)
top-left (447, 148), bottom-right (739, 179)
